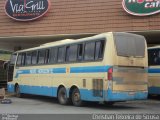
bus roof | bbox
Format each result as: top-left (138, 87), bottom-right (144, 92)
top-left (15, 32), bottom-right (144, 53)
top-left (148, 46), bottom-right (160, 50)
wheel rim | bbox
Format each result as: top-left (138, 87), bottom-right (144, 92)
top-left (60, 91), bottom-right (67, 103)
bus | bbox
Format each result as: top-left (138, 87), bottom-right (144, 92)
top-left (7, 32), bottom-right (148, 106)
top-left (148, 46), bottom-right (160, 95)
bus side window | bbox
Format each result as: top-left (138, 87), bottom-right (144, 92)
top-left (16, 53), bottom-right (22, 66)
top-left (26, 52), bottom-right (32, 65)
top-left (50, 48), bottom-right (57, 64)
top-left (95, 40), bottom-right (105, 60)
top-left (21, 53), bottom-right (26, 66)
top-left (57, 46), bottom-right (65, 63)
top-left (84, 42), bottom-right (95, 61)
top-left (45, 49), bottom-right (50, 64)
top-left (31, 51), bottom-right (37, 65)
top-left (37, 50), bottom-right (45, 64)
top-left (66, 45), bottom-right (78, 62)
top-left (66, 46), bottom-right (70, 62)
top-left (77, 44), bottom-right (83, 61)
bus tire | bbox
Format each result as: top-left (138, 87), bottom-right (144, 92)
top-left (15, 85), bottom-right (22, 98)
top-left (71, 88), bottom-right (84, 107)
top-left (104, 101), bottom-right (115, 106)
top-left (58, 87), bottom-right (69, 105)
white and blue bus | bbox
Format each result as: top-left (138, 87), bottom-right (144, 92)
top-left (8, 32), bottom-right (148, 106)
top-left (148, 46), bottom-right (160, 95)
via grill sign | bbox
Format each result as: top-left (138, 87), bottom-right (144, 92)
top-left (5, 0), bottom-right (50, 21)
top-left (122, 0), bottom-right (160, 16)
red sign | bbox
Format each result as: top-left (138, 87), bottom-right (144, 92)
top-left (5, 0), bottom-right (51, 21)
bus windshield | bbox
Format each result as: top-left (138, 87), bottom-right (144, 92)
top-left (114, 33), bottom-right (145, 57)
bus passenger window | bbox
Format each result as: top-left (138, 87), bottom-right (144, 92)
top-left (45, 49), bottom-right (50, 64)
top-left (31, 51), bottom-right (37, 65)
top-left (57, 47), bottom-right (65, 63)
top-left (16, 53), bottom-right (22, 66)
top-left (68, 45), bottom-right (78, 62)
top-left (77, 44), bottom-right (83, 61)
top-left (37, 50), bottom-right (45, 64)
top-left (84, 42), bottom-right (95, 61)
top-left (21, 53), bottom-right (26, 66)
top-left (95, 40), bottom-right (105, 60)
top-left (26, 52), bottom-right (32, 65)
top-left (50, 48), bottom-right (57, 64)
top-left (66, 46), bottom-right (70, 62)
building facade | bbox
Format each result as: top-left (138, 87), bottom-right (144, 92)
top-left (0, 0), bottom-right (160, 51)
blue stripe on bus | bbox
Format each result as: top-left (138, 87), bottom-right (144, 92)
top-left (14, 66), bottom-right (112, 78)
top-left (7, 84), bottom-right (148, 102)
top-left (148, 68), bottom-right (160, 73)
top-left (15, 68), bottom-right (66, 78)
top-left (70, 66), bottom-right (111, 73)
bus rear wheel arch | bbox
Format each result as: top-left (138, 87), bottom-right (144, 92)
top-left (57, 86), bottom-right (70, 105)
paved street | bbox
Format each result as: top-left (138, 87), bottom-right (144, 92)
top-left (0, 94), bottom-right (160, 114)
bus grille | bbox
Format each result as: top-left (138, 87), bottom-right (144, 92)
top-left (93, 79), bottom-right (103, 97)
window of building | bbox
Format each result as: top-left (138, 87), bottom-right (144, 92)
top-left (31, 51), bottom-right (37, 65)
top-left (84, 42), bottom-right (95, 61)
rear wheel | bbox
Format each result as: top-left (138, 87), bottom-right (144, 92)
top-left (104, 101), bottom-right (115, 106)
top-left (71, 88), bottom-right (84, 107)
top-left (15, 85), bottom-right (22, 98)
top-left (58, 87), bottom-right (69, 105)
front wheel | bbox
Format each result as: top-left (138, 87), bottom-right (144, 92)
top-left (58, 87), bottom-right (69, 105)
top-left (71, 88), bottom-right (84, 107)
top-left (15, 85), bottom-right (22, 98)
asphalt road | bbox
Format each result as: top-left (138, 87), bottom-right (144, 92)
top-left (0, 94), bottom-right (160, 114)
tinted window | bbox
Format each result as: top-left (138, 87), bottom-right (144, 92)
top-left (31, 51), bottom-right (37, 65)
top-left (17, 53), bottom-right (22, 66)
top-left (77, 44), bottom-right (83, 61)
top-left (57, 47), bottom-right (65, 63)
top-left (148, 49), bottom-right (160, 66)
top-left (84, 42), bottom-right (95, 61)
top-left (114, 33), bottom-right (145, 57)
top-left (66, 45), bottom-right (78, 62)
top-left (26, 52), bottom-right (32, 65)
top-left (95, 40), bottom-right (105, 60)
top-left (50, 48), bottom-right (57, 63)
top-left (21, 53), bottom-right (26, 66)
top-left (37, 50), bottom-right (45, 64)
top-left (45, 49), bottom-right (50, 64)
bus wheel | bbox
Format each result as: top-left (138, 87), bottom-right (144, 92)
top-left (71, 88), bottom-right (83, 107)
top-left (58, 87), bottom-right (69, 105)
top-left (104, 101), bottom-right (115, 106)
top-left (15, 85), bottom-right (22, 98)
